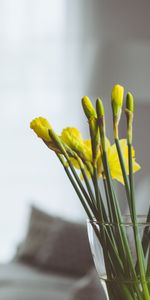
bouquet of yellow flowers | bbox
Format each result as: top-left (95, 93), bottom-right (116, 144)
top-left (30, 85), bottom-right (150, 300)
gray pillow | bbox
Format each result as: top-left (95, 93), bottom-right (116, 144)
top-left (70, 268), bottom-right (107, 300)
top-left (16, 206), bottom-right (59, 264)
top-left (16, 205), bottom-right (93, 277)
top-left (36, 220), bottom-right (94, 276)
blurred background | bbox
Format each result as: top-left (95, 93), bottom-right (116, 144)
top-left (1, 0), bottom-right (150, 262)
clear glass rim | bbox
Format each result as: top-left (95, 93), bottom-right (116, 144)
top-left (87, 215), bottom-right (150, 226)
top-left (98, 273), bottom-right (150, 283)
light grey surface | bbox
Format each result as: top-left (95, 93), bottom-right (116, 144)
top-left (0, 262), bottom-right (76, 300)
top-left (0, 262), bottom-right (106, 300)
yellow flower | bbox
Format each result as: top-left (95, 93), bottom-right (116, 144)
top-left (61, 127), bottom-right (93, 162)
top-left (30, 117), bottom-right (52, 142)
top-left (82, 96), bottom-right (97, 119)
top-left (126, 92), bottom-right (134, 113)
top-left (61, 127), bottom-right (94, 176)
top-left (61, 127), bottom-right (83, 152)
top-left (107, 139), bottom-right (140, 184)
top-left (111, 84), bottom-right (124, 109)
top-left (30, 117), bottom-right (61, 153)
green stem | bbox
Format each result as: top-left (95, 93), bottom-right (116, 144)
top-left (146, 245), bottom-right (150, 277)
top-left (128, 143), bottom-right (150, 299)
top-left (57, 155), bottom-right (94, 220)
top-left (102, 152), bottom-right (136, 277)
top-left (65, 157), bottom-right (99, 217)
top-left (59, 156), bottom-right (128, 280)
top-left (80, 167), bottom-right (97, 212)
top-left (102, 152), bottom-right (143, 298)
top-left (115, 137), bottom-right (147, 299)
top-left (102, 151), bottom-right (119, 223)
top-left (91, 172), bottom-right (126, 279)
top-left (115, 138), bottom-right (131, 213)
top-left (102, 152), bottom-right (130, 260)
top-left (103, 177), bottom-right (114, 222)
top-left (112, 188), bottom-right (143, 300)
top-left (142, 207), bottom-right (150, 256)
top-left (92, 166), bottom-right (101, 217)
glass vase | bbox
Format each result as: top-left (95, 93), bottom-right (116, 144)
top-left (87, 216), bottom-right (150, 300)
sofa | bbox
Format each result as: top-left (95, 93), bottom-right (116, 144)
top-left (0, 206), bottom-right (106, 300)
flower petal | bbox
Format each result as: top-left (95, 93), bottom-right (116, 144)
top-left (30, 117), bottom-right (52, 142)
top-left (61, 127), bottom-right (84, 152)
top-left (107, 139), bottom-right (140, 184)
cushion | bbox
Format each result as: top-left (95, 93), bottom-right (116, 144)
top-left (16, 206), bottom-right (61, 264)
top-left (16, 206), bottom-right (93, 276)
top-left (36, 219), bottom-right (93, 276)
top-left (70, 268), bottom-right (107, 300)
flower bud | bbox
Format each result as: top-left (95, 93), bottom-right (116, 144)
top-left (111, 84), bottom-right (124, 116)
top-left (96, 98), bottom-right (106, 152)
top-left (61, 127), bottom-right (84, 154)
top-left (96, 98), bottom-right (105, 118)
top-left (30, 117), bottom-right (52, 142)
top-left (125, 92), bottom-right (134, 144)
top-left (126, 92), bottom-right (134, 113)
top-left (82, 96), bottom-right (97, 119)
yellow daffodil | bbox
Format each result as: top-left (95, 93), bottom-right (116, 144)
top-left (111, 84), bottom-right (124, 110)
top-left (107, 139), bottom-right (140, 184)
top-left (79, 137), bottom-right (140, 184)
top-left (82, 96), bottom-right (97, 119)
top-left (61, 128), bottom-right (94, 176)
top-left (30, 119), bottom-right (140, 184)
top-left (30, 117), bottom-right (61, 153)
top-left (126, 92), bottom-right (134, 113)
top-left (30, 117), bottom-right (52, 142)
top-left (61, 127), bottom-right (84, 152)
top-left (60, 127), bottom-right (93, 162)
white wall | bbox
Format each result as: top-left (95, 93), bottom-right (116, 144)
top-left (0, 0), bottom-right (88, 262)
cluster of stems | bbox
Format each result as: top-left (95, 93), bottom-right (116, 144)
top-left (48, 89), bottom-right (150, 300)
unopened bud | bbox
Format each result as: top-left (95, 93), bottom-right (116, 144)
top-left (96, 98), bottom-right (106, 152)
top-left (126, 92), bottom-right (134, 113)
top-left (82, 96), bottom-right (97, 119)
top-left (111, 84), bottom-right (124, 116)
top-left (96, 98), bottom-right (105, 118)
top-left (30, 117), bottom-right (52, 142)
